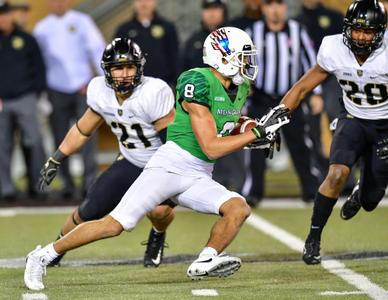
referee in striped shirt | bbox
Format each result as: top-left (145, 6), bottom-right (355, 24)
top-left (243, 0), bottom-right (323, 206)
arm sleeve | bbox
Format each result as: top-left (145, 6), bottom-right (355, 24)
top-left (82, 15), bottom-right (106, 76)
top-left (176, 70), bottom-right (210, 106)
top-left (145, 82), bottom-right (175, 123)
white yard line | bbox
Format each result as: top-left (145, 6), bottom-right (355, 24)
top-left (247, 213), bottom-right (388, 300)
top-left (191, 289), bottom-right (219, 296)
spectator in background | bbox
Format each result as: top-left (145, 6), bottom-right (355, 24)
top-left (114, 0), bottom-right (179, 86)
top-left (243, 0), bottom-right (322, 206)
top-left (229, 0), bottom-right (262, 31)
top-left (180, 0), bottom-right (227, 72)
top-left (0, 1), bottom-right (46, 201)
top-left (9, 0), bottom-right (29, 28)
top-left (33, 0), bottom-right (105, 198)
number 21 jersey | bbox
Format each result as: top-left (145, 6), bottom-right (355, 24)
top-left (87, 76), bottom-right (175, 168)
top-left (317, 34), bottom-right (388, 120)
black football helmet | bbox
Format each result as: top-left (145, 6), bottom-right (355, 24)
top-left (343, 0), bottom-right (387, 56)
top-left (101, 38), bottom-right (146, 95)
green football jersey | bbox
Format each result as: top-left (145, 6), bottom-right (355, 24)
top-left (167, 67), bottom-right (250, 162)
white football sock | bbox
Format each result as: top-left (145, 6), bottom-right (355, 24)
top-left (199, 247), bottom-right (218, 257)
top-left (38, 243), bottom-right (60, 265)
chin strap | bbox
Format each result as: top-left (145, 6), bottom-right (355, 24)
top-left (232, 73), bottom-right (244, 85)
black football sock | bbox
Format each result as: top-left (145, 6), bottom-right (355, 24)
top-left (307, 192), bottom-right (337, 242)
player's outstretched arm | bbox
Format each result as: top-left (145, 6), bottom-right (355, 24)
top-left (38, 108), bottom-right (103, 191)
top-left (281, 64), bottom-right (329, 111)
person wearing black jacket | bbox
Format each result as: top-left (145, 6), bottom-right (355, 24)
top-left (114, 0), bottom-right (179, 86)
top-left (180, 0), bottom-right (227, 72)
top-left (229, 0), bottom-right (262, 31)
top-left (0, 1), bottom-right (46, 200)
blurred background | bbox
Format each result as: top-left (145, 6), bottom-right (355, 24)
top-left (1, 0), bottom-right (357, 206)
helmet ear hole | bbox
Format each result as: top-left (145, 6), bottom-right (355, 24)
top-left (221, 58), bottom-right (228, 65)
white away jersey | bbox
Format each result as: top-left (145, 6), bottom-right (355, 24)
top-left (87, 76), bottom-right (175, 168)
top-left (317, 34), bottom-right (388, 120)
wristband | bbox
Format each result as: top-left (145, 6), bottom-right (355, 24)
top-left (52, 149), bottom-right (68, 163)
top-left (251, 126), bottom-right (264, 139)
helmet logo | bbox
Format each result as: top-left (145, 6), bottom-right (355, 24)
top-left (210, 28), bottom-right (232, 57)
top-left (118, 55), bottom-right (129, 62)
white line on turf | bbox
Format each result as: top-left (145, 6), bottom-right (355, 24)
top-left (320, 291), bottom-right (366, 296)
top-left (191, 289), bottom-right (219, 296)
top-left (247, 213), bottom-right (388, 300)
top-left (22, 293), bottom-right (48, 300)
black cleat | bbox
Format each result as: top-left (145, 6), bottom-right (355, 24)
top-left (47, 253), bottom-right (65, 267)
top-left (142, 228), bottom-right (167, 268)
top-left (340, 184), bottom-right (361, 220)
top-left (302, 240), bottom-right (321, 265)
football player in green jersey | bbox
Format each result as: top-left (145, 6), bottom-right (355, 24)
top-left (24, 27), bottom-right (290, 290)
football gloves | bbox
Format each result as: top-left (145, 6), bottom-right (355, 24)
top-left (251, 104), bottom-right (290, 139)
top-left (247, 105), bottom-right (290, 159)
top-left (246, 131), bottom-right (281, 159)
top-left (377, 138), bottom-right (388, 162)
top-left (38, 149), bottom-right (68, 191)
top-left (38, 157), bottom-right (61, 191)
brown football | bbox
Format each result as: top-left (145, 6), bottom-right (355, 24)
top-left (231, 116), bottom-right (258, 135)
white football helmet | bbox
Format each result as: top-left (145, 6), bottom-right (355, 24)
top-left (203, 26), bottom-right (258, 85)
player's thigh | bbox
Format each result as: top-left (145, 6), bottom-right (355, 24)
top-left (110, 168), bottom-right (188, 230)
top-left (176, 177), bottom-right (245, 215)
top-left (79, 157), bottom-right (142, 221)
top-left (330, 118), bottom-right (367, 167)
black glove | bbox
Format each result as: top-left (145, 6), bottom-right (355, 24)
top-left (377, 138), bottom-right (388, 161)
top-left (264, 131), bottom-right (281, 159)
top-left (37, 149), bottom-right (68, 191)
top-left (251, 104), bottom-right (290, 139)
top-left (247, 131), bottom-right (281, 159)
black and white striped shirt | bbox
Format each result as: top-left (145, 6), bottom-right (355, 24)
top-left (247, 19), bottom-right (321, 96)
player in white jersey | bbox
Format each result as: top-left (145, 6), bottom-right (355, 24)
top-left (37, 38), bottom-right (176, 268)
top-left (266, 0), bottom-right (388, 264)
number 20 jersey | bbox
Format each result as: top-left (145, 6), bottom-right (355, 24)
top-left (318, 34), bottom-right (388, 120)
top-left (87, 76), bottom-right (175, 168)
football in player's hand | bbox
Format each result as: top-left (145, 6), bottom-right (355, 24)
top-left (231, 116), bottom-right (258, 135)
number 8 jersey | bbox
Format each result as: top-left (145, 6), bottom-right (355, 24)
top-left (87, 76), bottom-right (175, 168)
top-left (318, 34), bottom-right (388, 120)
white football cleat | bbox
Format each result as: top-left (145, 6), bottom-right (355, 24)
top-left (187, 254), bottom-right (241, 280)
top-left (24, 245), bottom-right (47, 291)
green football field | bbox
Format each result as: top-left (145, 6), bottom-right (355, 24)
top-left (1, 203), bottom-right (388, 299)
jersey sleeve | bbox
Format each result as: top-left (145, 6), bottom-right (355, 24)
top-left (317, 36), bottom-right (336, 73)
top-left (144, 81), bottom-right (175, 123)
top-left (176, 70), bottom-right (210, 106)
top-left (86, 77), bottom-right (102, 115)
